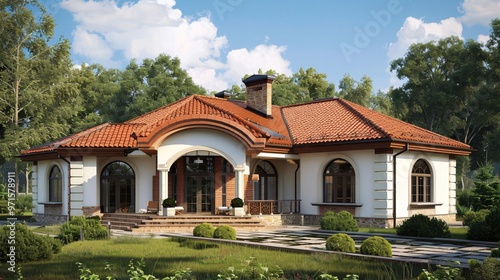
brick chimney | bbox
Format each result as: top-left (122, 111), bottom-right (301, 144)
top-left (242, 74), bottom-right (275, 118)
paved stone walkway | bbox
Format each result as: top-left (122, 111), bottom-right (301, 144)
top-left (112, 225), bottom-right (498, 268)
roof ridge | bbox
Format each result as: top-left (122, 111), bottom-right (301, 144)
top-left (55, 122), bottom-right (112, 148)
top-left (195, 95), bottom-right (271, 137)
top-left (125, 95), bottom-right (197, 124)
top-left (337, 99), bottom-right (391, 138)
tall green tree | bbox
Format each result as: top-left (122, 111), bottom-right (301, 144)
top-left (293, 67), bottom-right (336, 101)
top-left (337, 74), bottom-right (372, 107)
top-left (0, 0), bottom-right (75, 193)
top-left (67, 64), bottom-right (120, 132)
top-left (101, 54), bottom-right (205, 123)
top-left (390, 36), bottom-right (495, 146)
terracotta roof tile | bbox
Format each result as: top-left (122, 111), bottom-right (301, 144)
top-left (21, 96), bottom-right (470, 156)
top-left (282, 98), bottom-right (470, 149)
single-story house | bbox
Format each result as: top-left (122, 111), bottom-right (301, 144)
top-left (20, 74), bottom-right (472, 227)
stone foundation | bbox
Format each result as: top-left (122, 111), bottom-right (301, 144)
top-left (33, 213), bottom-right (67, 225)
top-left (83, 206), bottom-right (102, 217)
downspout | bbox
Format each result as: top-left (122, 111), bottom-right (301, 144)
top-left (59, 155), bottom-right (71, 222)
top-left (294, 160), bottom-right (300, 213)
top-left (392, 144), bottom-right (409, 228)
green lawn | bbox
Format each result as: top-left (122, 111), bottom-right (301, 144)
top-left (1, 237), bottom-right (424, 280)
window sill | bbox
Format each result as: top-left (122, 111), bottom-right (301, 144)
top-left (311, 203), bottom-right (363, 207)
top-left (39, 202), bottom-right (63, 205)
top-left (409, 202), bottom-right (442, 207)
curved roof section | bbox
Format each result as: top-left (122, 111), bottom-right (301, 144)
top-left (129, 95), bottom-right (292, 148)
top-left (282, 98), bottom-right (470, 149)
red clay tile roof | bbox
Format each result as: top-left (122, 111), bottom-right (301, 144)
top-left (20, 95), bottom-right (470, 156)
top-left (20, 123), bottom-right (141, 155)
top-left (282, 98), bottom-right (470, 149)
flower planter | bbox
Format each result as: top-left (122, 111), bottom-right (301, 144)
top-left (164, 207), bottom-right (176, 216)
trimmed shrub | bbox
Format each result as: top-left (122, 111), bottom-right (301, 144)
top-left (162, 198), bottom-right (176, 208)
top-left (467, 207), bottom-right (500, 241)
top-left (15, 194), bottom-right (33, 213)
top-left (213, 225), bottom-right (236, 240)
top-left (320, 210), bottom-right (359, 232)
top-left (468, 258), bottom-right (500, 280)
top-left (396, 214), bottom-right (450, 238)
top-left (325, 233), bottom-right (355, 253)
top-left (193, 223), bottom-right (214, 238)
top-left (0, 222), bottom-right (62, 262)
top-left (360, 236), bottom-right (392, 257)
top-left (462, 209), bottom-right (490, 227)
top-left (230, 197), bottom-right (244, 208)
top-left (58, 216), bottom-right (108, 244)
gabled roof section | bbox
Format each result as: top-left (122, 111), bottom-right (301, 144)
top-left (282, 98), bottom-right (471, 150)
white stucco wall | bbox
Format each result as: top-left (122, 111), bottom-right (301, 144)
top-left (97, 155), bottom-right (156, 212)
top-left (35, 159), bottom-right (69, 215)
top-left (298, 149), bottom-right (454, 219)
top-left (299, 150), bottom-right (375, 216)
top-left (395, 152), bottom-right (451, 218)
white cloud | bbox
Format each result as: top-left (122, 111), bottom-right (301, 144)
top-left (224, 45), bottom-right (292, 86)
top-left (60, 0), bottom-right (292, 92)
top-left (387, 17), bottom-right (463, 87)
top-left (459, 0), bottom-right (500, 26)
top-left (477, 34), bottom-right (490, 44)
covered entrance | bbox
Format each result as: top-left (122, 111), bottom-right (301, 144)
top-left (185, 156), bottom-right (215, 213)
top-left (100, 161), bottom-right (136, 213)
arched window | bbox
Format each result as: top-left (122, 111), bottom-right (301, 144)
top-left (324, 159), bottom-right (355, 203)
top-left (48, 165), bottom-right (62, 202)
top-left (100, 161), bottom-right (135, 213)
top-left (411, 159), bottom-right (432, 203)
top-left (254, 161), bottom-right (277, 200)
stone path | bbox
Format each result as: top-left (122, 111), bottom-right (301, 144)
top-left (112, 225), bottom-right (498, 268)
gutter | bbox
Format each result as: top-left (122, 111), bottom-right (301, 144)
top-left (58, 155), bottom-right (71, 222)
top-left (392, 143), bottom-right (409, 228)
top-left (294, 160), bottom-right (300, 213)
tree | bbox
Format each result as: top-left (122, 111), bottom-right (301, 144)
top-left (101, 54), bottom-right (205, 123)
top-left (67, 64), bottom-right (120, 132)
top-left (337, 74), bottom-right (372, 107)
top-left (0, 0), bottom-right (75, 194)
top-left (293, 67), bottom-right (336, 101)
top-left (370, 89), bottom-right (393, 116)
top-left (470, 163), bottom-right (500, 211)
top-left (390, 36), bottom-right (497, 149)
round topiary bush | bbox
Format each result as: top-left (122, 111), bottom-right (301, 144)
top-left (193, 223), bottom-right (214, 238)
top-left (467, 207), bottom-right (500, 241)
top-left (396, 214), bottom-right (450, 238)
top-left (360, 236), bottom-right (392, 257)
top-left (230, 197), bottom-right (244, 208)
top-left (325, 233), bottom-right (355, 253)
top-left (213, 225), bottom-right (236, 240)
top-left (320, 210), bottom-right (359, 232)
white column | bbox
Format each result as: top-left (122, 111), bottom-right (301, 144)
top-left (234, 165), bottom-right (245, 200)
top-left (70, 161), bottom-right (84, 216)
top-left (159, 169), bottom-right (168, 215)
top-left (449, 158), bottom-right (457, 214)
top-left (32, 163), bottom-right (38, 214)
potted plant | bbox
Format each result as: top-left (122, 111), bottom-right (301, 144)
top-left (230, 197), bottom-right (245, 216)
top-left (162, 198), bottom-right (176, 216)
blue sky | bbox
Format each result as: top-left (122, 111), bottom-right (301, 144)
top-left (45, 0), bottom-right (499, 93)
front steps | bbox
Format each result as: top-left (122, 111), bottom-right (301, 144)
top-left (101, 213), bottom-right (264, 233)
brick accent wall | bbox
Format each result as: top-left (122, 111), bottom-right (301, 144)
top-left (152, 170), bottom-right (159, 202)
